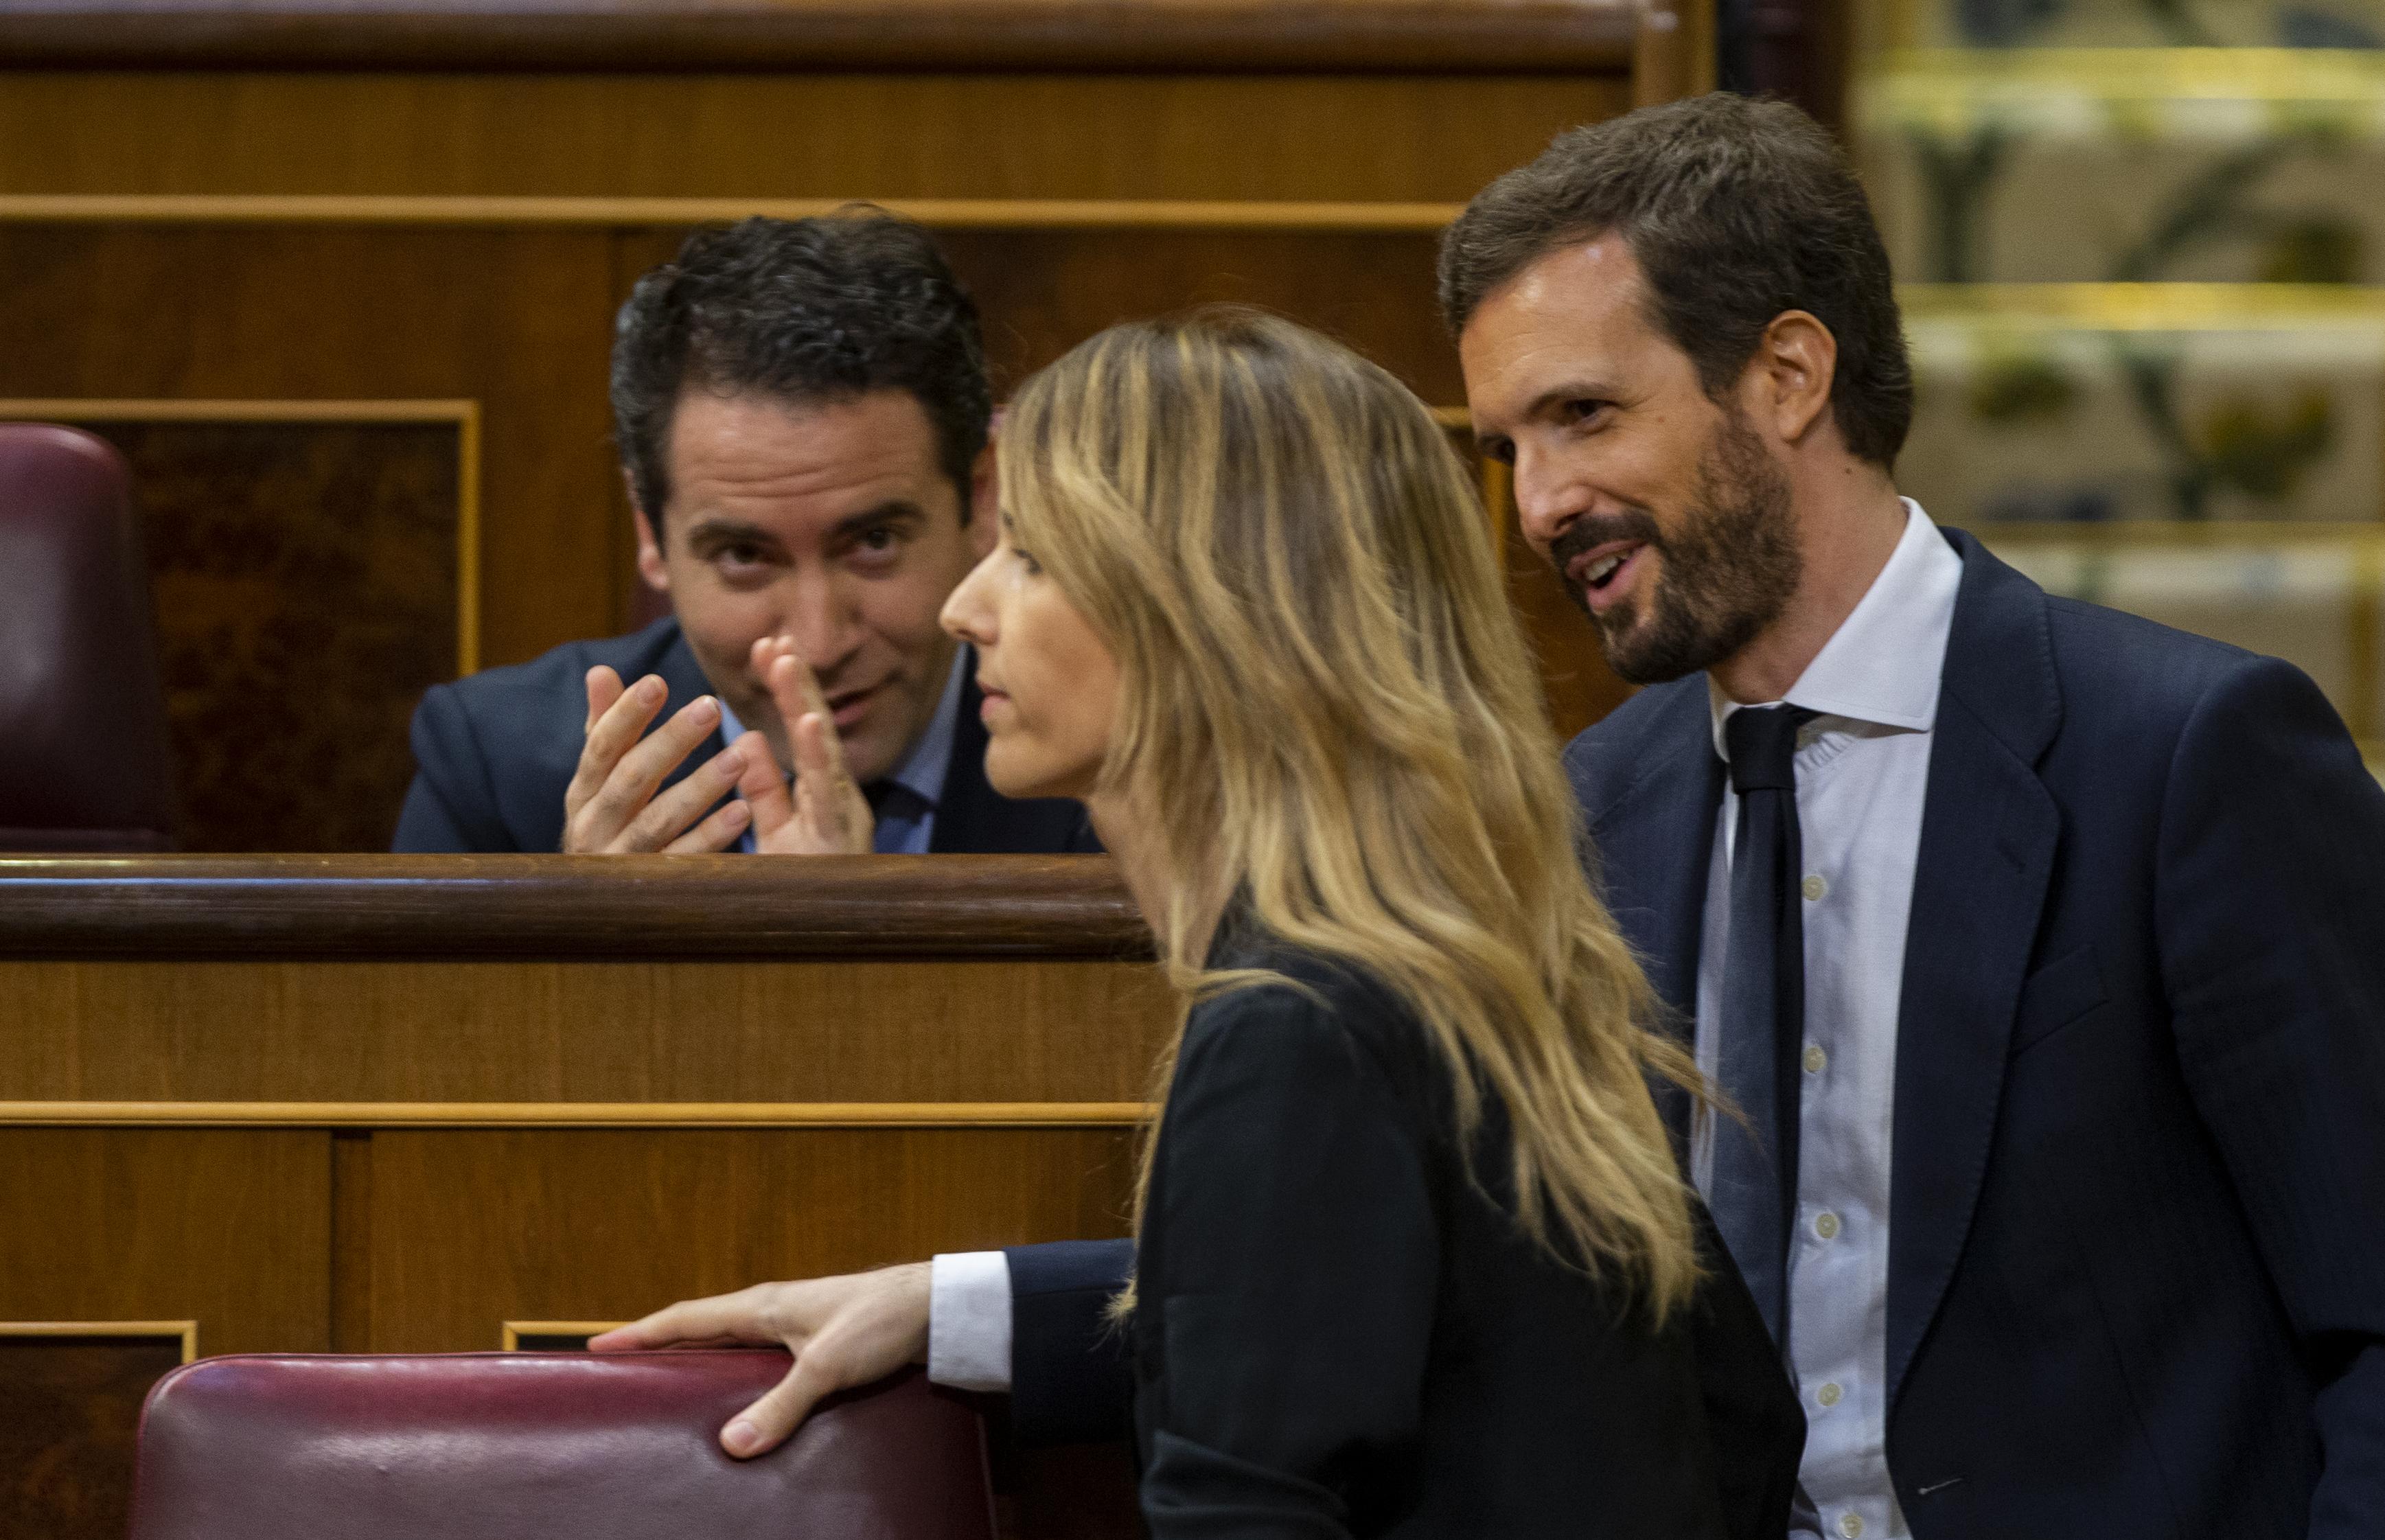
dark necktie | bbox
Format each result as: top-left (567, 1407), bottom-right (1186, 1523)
top-left (1712, 703), bottom-right (1814, 1346)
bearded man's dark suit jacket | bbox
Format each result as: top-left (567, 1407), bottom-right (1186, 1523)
top-left (997, 531), bottom-right (2385, 1540)
top-left (391, 615), bottom-right (1095, 853)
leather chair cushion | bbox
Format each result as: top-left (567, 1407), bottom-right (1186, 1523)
top-left (128, 1352), bottom-right (995, 1540)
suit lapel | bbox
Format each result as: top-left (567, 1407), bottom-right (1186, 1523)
top-left (1886, 531), bottom-right (2064, 1407)
top-left (1577, 680), bottom-right (1726, 1146)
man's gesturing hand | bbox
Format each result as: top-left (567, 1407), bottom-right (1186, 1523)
top-left (737, 635), bottom-right (877, 855)
top-left (562, 666), bottom-right (752, 853)
top-left (586, 1263), bottom-right (933, 1458)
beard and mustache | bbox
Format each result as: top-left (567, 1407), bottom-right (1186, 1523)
top-left (1545, 408), bottom-right (1802, 687)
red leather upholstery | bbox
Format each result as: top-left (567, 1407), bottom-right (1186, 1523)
top-left (0, 422), bottom-right (175, 850)
top-left (127, 1352), bottom-right (998, 1540)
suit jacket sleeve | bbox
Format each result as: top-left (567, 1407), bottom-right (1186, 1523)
top-left (2156, 654), bottom-right (2385, 1539)
top-left (1135, 987), bottom-right (1440, 1539)
top-left (391, 682), bottom-right (514, 852)
top-left (1004, 1237), bottom-right (1136, 1447)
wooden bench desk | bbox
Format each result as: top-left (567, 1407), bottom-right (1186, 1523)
top-left (0, 853), bottom-right (1171, 1538)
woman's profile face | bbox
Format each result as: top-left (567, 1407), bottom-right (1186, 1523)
top-left (940, 514), bottom-right (1120, 802)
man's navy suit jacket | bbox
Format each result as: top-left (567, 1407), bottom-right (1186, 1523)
top-left (1002, 531), bottom-right (2385, 1540)
top-left (391, 616), bottom-right (1095, 854)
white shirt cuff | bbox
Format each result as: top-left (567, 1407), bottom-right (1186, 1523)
top-left (927, 1250), bottom-right (1014, 1393)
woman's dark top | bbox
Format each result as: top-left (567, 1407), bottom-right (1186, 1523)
top-left (1131, 939), bottom-right (1806, 1539)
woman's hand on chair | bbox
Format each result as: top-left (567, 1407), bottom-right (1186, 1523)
top-left (586, 1262), bottom-right (933, 1458)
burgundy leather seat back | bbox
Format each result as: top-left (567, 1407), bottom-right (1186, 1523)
top-left (0, 422), bottom-right (174, 851)
top-left (128, 1353), bottom-right (997, 1540)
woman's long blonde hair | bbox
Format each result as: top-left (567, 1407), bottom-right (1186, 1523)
top-left (1001, 309), bottom-right (1703, 1318)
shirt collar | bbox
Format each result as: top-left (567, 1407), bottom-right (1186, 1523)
top-left (886, 644), bottom-right (968, 809)
top-left (713, 642), bottom-right (969, 810)
top-left (1707, 498), bottom-right (1963, 759)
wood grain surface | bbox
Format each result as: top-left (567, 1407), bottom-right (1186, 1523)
top-left (0, 1329), bottom-right (192, 1540)
top-left (362, 1126), bottom-right (1136, 1349)
top-left (0, 73), bottom-right (1631, 204)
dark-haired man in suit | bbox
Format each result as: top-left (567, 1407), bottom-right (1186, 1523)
top-left (393, 212), bottom-right (1093, 857)
top-left (597, 99), bottom-right (2385, 1540)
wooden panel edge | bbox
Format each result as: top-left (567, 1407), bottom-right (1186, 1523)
top-left (0, 853), bottom-right (1152, 959)
top-left (0, 195), bottom-right (1462, 231)
top-left (501, 1320), bottom-right (625, 1349)
top-left (0, 398), bottom-right (478, 424)
top-left (0, 1321), bottom-right (198, 1363)
top-left (0, 396), bottom-right (484, 674)
top-left (0, 1101), bottom-right (1155, 1128)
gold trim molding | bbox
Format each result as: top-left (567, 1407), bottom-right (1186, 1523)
top-left (502, 1320), bottom-right (624, 1350)
top-left (0, 397), bottom-right (483, 674)
top-left (0, 1101), bottom-right (1153, 1129)
top-left (0, 195), bottom-right (1461, 232)
top-left (0, 1320), bottom-right (198, 1362)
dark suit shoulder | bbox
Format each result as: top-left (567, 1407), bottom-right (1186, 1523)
top-left (1562, 677), bottom-right (1709, 826)
top-left (2036, 593), bottom-right (2346, 773)
top-left (435, 616), bottom-right (692, 722)
top-left (395, 617), bottom-right (704, 853)
top-left (2042, 592), bottom-right (2269, 709)
top-left (1192, 944), bottom-right (1436, 1087)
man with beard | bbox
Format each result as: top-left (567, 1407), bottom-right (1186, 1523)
top-left (592, 99), bottom-right (2385, 1540)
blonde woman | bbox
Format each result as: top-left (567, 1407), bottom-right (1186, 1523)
top-left (598, 310), bottom-right (1802, 1535)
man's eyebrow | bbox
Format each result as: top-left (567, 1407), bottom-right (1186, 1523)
top-left (827, 500), bottom-right (929, 542)
top-left (1525, 379), bottom-right (1620, 417)
top-left (682, 516), bottom-right (780, 547)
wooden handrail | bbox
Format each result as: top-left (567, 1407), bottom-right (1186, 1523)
top-left (0, 853), bottom-right (1153, 960)
top-left (0, 0), bottom-right (1644, 73)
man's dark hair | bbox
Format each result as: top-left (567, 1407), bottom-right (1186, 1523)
top-left (1438, 93), bottom-right (1913, 468)
top-left (611, 210), bottom-right (992, 525)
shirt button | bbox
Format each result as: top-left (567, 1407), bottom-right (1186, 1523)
top-left (1804, 1043), bottom-right (1828, 1074)
top-left (1801, 874), bottom-right (1828, 901)
top-left (1837, 1515), bottom-right (1865, 1539)
top-left (1814, 1211), bottom-right (1841, 1241)
top-left (1816, 1381), bottom-right (1843, 1408)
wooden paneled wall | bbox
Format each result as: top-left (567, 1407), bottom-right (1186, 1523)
top-left (0, 854), bottom-right (1171, 1539)
top-left (0, 0), bottom-right (1700, 849)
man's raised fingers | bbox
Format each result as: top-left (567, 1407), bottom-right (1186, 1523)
top-left (578, 695), bottom-right (723, 851)
top-left (660, 790), bottom-right (752, 854)
top-left (565, 674), bottom-right (668, 817)
top-left (733, 733), bottom-right (796, 838)
top-left (772, 654), bottom-right (852, 781)
top-left (622, 742), bottom-right (748, 851)
top-left (584, 666), bottom-right (627, 735)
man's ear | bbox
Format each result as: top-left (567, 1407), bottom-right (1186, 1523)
top-left (628, 470), bottom-right (671, 593)
top-left (967, 441), bottom-right (999, 560)
top-left (1747, 310), bottom-right (1839, 448)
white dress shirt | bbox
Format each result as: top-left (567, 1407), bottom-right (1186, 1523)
top-left (1696, 501), bottom-right (1960, 1540)
top-left (929, 503), bottom-right (1963, 1540)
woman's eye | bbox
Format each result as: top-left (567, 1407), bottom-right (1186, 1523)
top-left (1014, 547), bottom-right (1044, 576)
